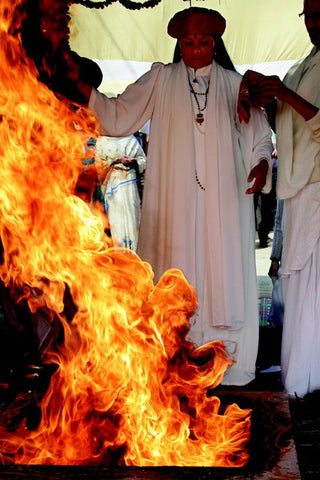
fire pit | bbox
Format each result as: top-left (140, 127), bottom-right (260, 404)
top-left (0, 391), bottom-right (300, 479)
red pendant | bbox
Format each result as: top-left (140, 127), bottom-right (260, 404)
top-left (196, 113), bottom-right (204, 124)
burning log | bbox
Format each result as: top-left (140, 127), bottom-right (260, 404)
top-left (0, 0), bottom-right (252, 468)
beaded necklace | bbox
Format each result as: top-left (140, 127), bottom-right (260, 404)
top-left (188, 72), bottom-right (210, 191)
top-left (195, 170), bottom-right (205, 191)
top-left (188, 77), bottom-right (210, 125)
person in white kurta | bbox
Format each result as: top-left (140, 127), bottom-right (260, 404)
top-left (69, 8), bottom-right (273, 386)
top-left (245, 0), bottom-right (320, 397)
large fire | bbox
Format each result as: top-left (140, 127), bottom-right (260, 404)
top-left (0, 0), bottom-right (251, 467)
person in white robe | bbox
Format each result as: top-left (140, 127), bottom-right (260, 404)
top-left (65, 7), bottom-right (273, 386)
top-left (95, 134), bottom-right (146, 252)
top-left (244, 0), bottom-right (320, 397)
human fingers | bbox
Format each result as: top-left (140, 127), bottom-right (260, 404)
top-left (246, 167), bottom-right (266, 194)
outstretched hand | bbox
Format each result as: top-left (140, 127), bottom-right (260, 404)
top-left (246, 159), bottom-right (269, 194)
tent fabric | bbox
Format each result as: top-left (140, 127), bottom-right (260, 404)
top-left (69, 0), bottom-right (310, 94)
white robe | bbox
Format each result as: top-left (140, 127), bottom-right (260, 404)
top-left (276, 48), bottom-right (320, 397)
top-left (89, 60), bottom-right (272, 386)
top-left (95, 135), bottom-right (146, 251)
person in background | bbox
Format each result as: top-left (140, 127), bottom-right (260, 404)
top-left (257, 198), bottom-right (285, 373)
top-left (268, 198), bottom-right (285, 329)
top-left (244, 0), bottom-right (320, 397)
top-left (76, 129), bottom-right (146, 251)
top-left (95, 134), bottom-right (146, 251)
top-left (62, 7), bottom-right (272, 387)
top-left (254, 143), bottom-right (278, 248)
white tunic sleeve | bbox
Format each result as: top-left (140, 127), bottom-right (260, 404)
top-left (238, 107), bottom-right (273, 193)
top-left (88, 63), bottom-right (164, 137)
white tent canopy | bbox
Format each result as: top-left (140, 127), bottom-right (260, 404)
top-left (69, 0), bottom-right (311, 95)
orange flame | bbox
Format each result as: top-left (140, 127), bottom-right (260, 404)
top-left (0, 0), bottom-right (251, 467)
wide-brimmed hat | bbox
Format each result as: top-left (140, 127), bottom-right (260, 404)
top-left (167, 7), bottom-right (226, 39)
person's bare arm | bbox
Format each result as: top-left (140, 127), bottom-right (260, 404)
top-left (274, 77), bottom-right (318, 120)
top-left (250, 74), bottom-right (319, 121)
